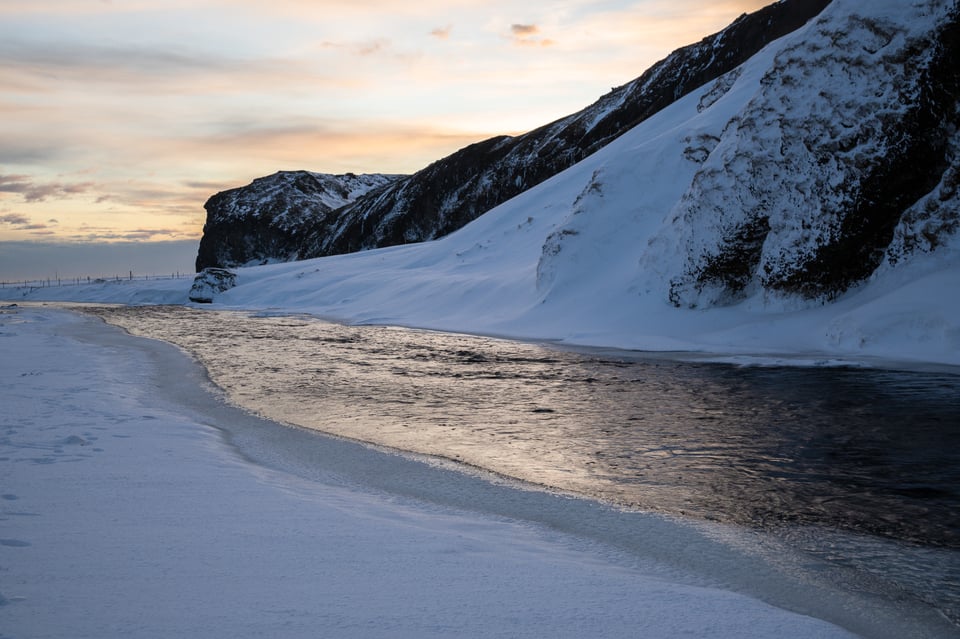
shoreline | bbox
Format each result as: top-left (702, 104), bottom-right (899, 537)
top-left (4, 266), bottom-right (960, 374)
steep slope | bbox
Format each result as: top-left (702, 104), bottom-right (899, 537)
top-left (298, 0), bottom-right (831, 260)
top-left (640, 0), bottom-right (960, 306)
top-left (196, 0), bottom-right (831, 269)
top-left (195, 171), bottom-right (398, 271)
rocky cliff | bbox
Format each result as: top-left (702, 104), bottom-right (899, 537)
top-left (196, 0), bottom-right (831, 270)
top-left (638, 0), bottom-right (960, 306)
top-left (195, 171), bottom-right (397, 271)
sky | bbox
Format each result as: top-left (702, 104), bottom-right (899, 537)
top-left (0, 0), bottom-right (769, 279)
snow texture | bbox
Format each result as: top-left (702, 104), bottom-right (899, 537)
top-left (188, 267), bottom-right (237, 303)
top-left (646, 0), bottom-right (959, 306)
top-left (196, 171), bottom-right (398, 270)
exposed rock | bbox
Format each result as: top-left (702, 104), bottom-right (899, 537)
top-left (188, 268), bottom-right (237, 303)
top-left (195, 171), bottom-right (399, 271)
top-left (298, 0), bottom-right (831, 260)
top-left (197, 0), bottom-right (831, 268)
top-left (645, 0), bottom-right (960, 307)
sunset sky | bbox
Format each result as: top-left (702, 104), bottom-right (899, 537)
top-left (1, 0), bottom-right (769, 278)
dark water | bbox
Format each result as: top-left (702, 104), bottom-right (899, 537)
top-left (88, 305), bottom-right (960, 625)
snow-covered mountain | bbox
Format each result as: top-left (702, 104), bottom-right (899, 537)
top-left (12, 0), bottom-right (960, 368)
top-left (217, 0), bottom-right (958, 364)
top-left (195, 171), bottom-right (398, 270)
top-left (196, 0), bottom-right (831, 270)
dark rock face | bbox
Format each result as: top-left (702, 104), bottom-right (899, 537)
top-left (195, 171), bottom-right (398, 271)
top-left (660, 1), bottom-right (960, 307)
top-left (197, 0), bottom-right (831, 269)
top-left (790, 6), bottom-right (960, 298)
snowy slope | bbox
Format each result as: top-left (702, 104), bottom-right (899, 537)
top-left (197, 0), bottom-right (830, 270)
top-left (7, 0), bottom-right (960, 370)
top-left (220, 0), bottom-right (960, 367)
top-left (642, 0), bottom-right (959, 306)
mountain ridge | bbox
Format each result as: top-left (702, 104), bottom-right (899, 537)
top-left (196, 0), bottom-right (832, 271)
top-left (195, 171), bottom-right (398, 271)
top-left (11, 0), bottom-right (960, 374)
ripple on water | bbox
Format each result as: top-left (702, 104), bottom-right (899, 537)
top-left (88, 304), bottom-right (960, 625)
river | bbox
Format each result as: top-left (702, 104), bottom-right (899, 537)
top-left (87, 304), bottom-right (960, 628)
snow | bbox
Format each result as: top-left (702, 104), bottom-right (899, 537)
top-left (3, 2), bottom-right (957, 635)
top-left (2, 305), bottom-right (868, 638)
top-left (647, 0), bottom-right (954, 308)
top-left (6, 0), bottom-right (956, 370)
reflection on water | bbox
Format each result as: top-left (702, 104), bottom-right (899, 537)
top-left (89, 305), bottom-right (960, 623)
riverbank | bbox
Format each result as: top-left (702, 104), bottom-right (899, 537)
top-left (3, 234), bottom-right (959, 372)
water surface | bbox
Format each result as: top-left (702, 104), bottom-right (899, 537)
top-left (88, 305), bottom-right (960, 625)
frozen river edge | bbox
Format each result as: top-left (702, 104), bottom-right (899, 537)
top-left (1, 305), bottom-right (954, 638)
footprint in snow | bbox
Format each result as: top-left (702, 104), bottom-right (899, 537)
top-left (0, 539), bottom-right (31, 547)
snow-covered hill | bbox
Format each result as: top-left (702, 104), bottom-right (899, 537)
top-left (196, 0), bottom-right (831, 270)
top-left (9, 0), bottom-right (960, 369)
top-left (641, 0), bottom-right (959, 307)
top-left (195, 171), bottom-right (398, 270)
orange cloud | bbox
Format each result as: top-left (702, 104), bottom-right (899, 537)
top-left (509, 23), bottom-right (556, 47)
top-left (510, 24), bottom-right (538, 36)
top-left (430, 25), bottom-right (453, 39)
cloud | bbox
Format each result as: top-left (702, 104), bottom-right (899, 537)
top-left (83, 228), bottom-right (188, 242)
top-left (509, 23), bottom-right (555, 47)
top-left (58, 222), bottom-right (197, 242)
top-left (0, 213), bottom-right (30, 227)
top-left (0, 215), bottom-right (48, 234)
top-left (0, 143), bottom-right (63, 164)
top-left (430, 25), bottom-right (452, 39)
top-left (0, 174), bottom-right (97, 202)
top-left (0, 40), bottom-right (234, 85)
top-left (510, 24), bottom-right (538, 36)
top-left (157, 116), bottom-right (489, 177)
top-left (0, 37), bottom-right (357, 102)
top-left (182, 180), bottom-right (232, 191)
top-left (357, 39), bottom-right (390, 56)
top-left (319, 38), bottom-right (399, 59)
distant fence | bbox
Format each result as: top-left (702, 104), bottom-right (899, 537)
top-left (0, 272), bottom-right (193, 290)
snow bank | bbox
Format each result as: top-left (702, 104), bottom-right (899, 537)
top-left (1, 305), bottom-right (872, 638)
